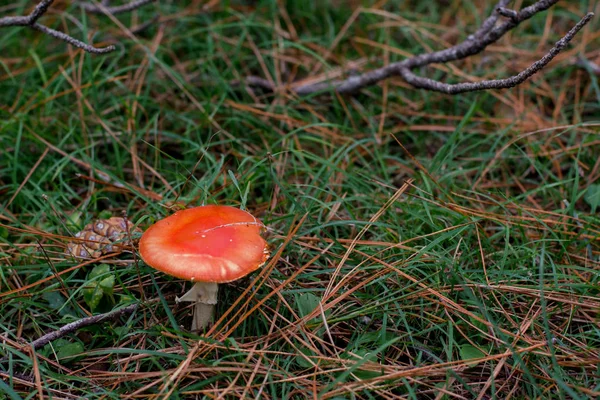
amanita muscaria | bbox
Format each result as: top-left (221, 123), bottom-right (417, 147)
top-left (139, 205), bottom-right (270, 330)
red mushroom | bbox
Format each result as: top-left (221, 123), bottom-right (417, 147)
top-left (139, 205), bottom-right (269, 330)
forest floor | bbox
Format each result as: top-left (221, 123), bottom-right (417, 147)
top-left (1, 1), bottom-right (599, 398)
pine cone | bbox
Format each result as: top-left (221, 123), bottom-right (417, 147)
top-left (66, 217), bottom-right (140, 259)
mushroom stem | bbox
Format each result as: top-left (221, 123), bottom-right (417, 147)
top-left (176, 282), bottom-right (218, 331)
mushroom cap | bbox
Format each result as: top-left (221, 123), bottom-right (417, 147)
top-left (139, 205), bottom-right (269, 283)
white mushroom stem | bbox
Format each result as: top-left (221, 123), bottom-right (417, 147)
top-left (176, 282), bottom-right (218, 331)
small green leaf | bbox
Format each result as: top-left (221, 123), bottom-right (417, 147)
top-left (224, 337), bottom-right (240, 350)
top-left (295, 292), bottom-right (330, 324)
top-left (296, 293), bottom-right (320, 318)
top-left (113, 326), bottom-right (131, 337)
top-left (55, 341), bottom-right (84, 361)
top-left (98, 210), bottom-right (113, 220)
top-left (42, 290), bottom-right (75, 316)
top-left (0, 226), bottom-right (8, 239)
top-left (65, 211), bottom-right (83, 229)
top-left (83, 264), bottom-right (115, 311)
top-left (84, 264), bottom-right (115, 310)
top-left (118, 294), bottom-right (136, 305)
top-left (42, 291), bottom-right (65, 310)
top-left (353, 329), bottom-right (394, 346)
top-left (89, 264), bottom-right (111, 280)
top-left (99, 275), bottom-right (115, 296)
top-left (584, 184), bottom-right (600, 211)
top-left (459, 344), bottom-right (485, 366)
top-left (83, 282), bottom-right (104, 311)
top-left (295, 346), bottom-right (318, 369)
top-left (336, 349), bottom-right (382, 382)
top-left (353, 368), bottom-right (384, 380)
top-left (468, 314), bottom-right (488, 335)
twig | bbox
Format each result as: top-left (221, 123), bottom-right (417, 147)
top-left (29, 23), bottom-right (114, 54)
top-left (29, 304), bottom-right (138, 350)
top-left (397, 12), bottom-right (594, 94)
top-left (0, 0), bottom-right (114, 54)
top-left (496, 7), bottom-right (519, 20)
top-left (79, 0), bottom-right (156, 16)
top-left (0, 0), bottom-right (53, 26)
top-left (471, 0), bottom-right (511, 39)
top-left (1, 0), bottom-right (154, 54)
top-left (244, 1), bottom-right (593, 95)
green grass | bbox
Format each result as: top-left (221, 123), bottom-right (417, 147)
top-left (1, 0), bottom-right (599, 398)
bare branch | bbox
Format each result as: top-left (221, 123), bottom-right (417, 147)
top-left (32, 23), bottom-right (116, 54)
top-left (29, 304), bottom-right (138, 350)
top-left (26, 0), bottom-right (52, 25)
top-left (1, 0), bottom-right (155, 55)
top-left (79, 0), bottom-right (156, 16)
top-left (0, 304), bottom-right (138, 365)
top-left (248, 0), bottom-right (593, 96)
top-left (0, 0), bottom-right (115, 54)
top-left (0, 0), bottom-right (52, 26)
top-left (0, 0), bottom-right (52, 27)
top-left (398, 12), bottom-right (594, 94)
top-left (496, 7), bottom-right (518, 20)
top-left (472, 0), bottom-right (510, 39)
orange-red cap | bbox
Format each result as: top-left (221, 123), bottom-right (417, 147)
top-left (139, 205), bottom-right (269, 283)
